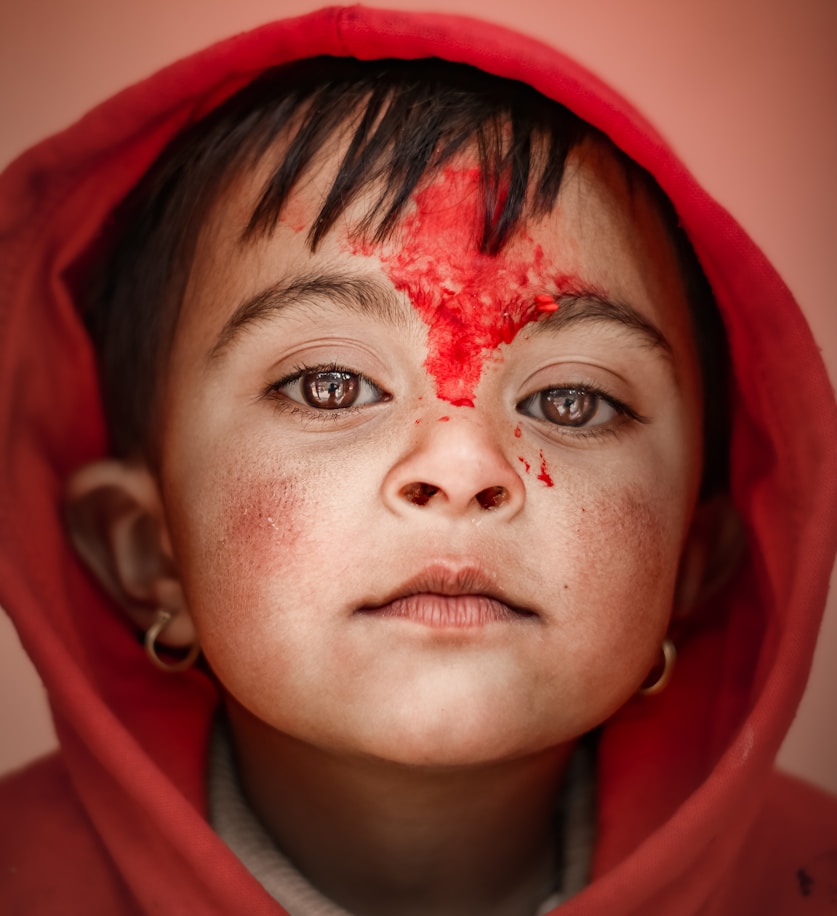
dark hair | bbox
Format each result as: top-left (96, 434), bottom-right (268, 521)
top-left (84, 56), bottom-right (728, 494)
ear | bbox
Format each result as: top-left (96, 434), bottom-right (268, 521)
top-left (674, 493), bottom-right (746, 618)
top-left (63, 460), bottom-right (196, 648)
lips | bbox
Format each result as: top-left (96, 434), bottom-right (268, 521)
top-left (356, 565), bottom-right (537, 628)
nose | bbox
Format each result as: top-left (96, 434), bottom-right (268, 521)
top-left (382, 413), bottom-right (526, 518)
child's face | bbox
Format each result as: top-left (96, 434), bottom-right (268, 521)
top-left (156, 141), bottom-right (704, 765)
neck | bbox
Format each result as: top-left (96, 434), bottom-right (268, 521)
top-left (225, 702), bottom-right (576, 916)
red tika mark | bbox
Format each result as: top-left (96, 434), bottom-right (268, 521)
top-left (534, 293), bottom-right (559, 315)
top-left (518, 456), bottom-right (531, 473)
top-left (348, 167), bottom-right (576, 406)
top-left (537, 450), bottom-right (554, 487)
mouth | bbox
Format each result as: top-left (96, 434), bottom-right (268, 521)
top-left (355, 564), bottom-right (538, 629)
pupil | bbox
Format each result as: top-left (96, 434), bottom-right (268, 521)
top-left (304, 371), bottom-right (359, 409)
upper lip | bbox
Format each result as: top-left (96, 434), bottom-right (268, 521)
top-left (356, 563), bottom-right (538, 617)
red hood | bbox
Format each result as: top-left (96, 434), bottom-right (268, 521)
top-left (1, 6), bottom-right (836, 914)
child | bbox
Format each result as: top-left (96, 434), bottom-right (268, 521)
top-left (1, 7), bottom-right (835, 915)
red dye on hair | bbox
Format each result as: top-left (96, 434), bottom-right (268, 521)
top-left (537, 450), bottom-right (554, 487)
top-left (349, 167), bottom-right (577, 405)
top-left (534, 293), bottom-right (559, 314)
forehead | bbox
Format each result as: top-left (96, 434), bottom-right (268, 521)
top-left (177, 136), bottom-right (695, 366)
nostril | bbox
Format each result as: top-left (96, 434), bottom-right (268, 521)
top-left (399, 483), bottom-right (511, 510)
top-left (476, 486), bottom-right (508, 510)
top-left (401, 482), bottom-right (440, 507)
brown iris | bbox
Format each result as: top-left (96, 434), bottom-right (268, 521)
top-left (539, 389), bottom-right (599, 427)
top-left (301, 370), bottom-right (360, 409)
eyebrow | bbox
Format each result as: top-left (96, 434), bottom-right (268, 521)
top-left (208, 272), bottom-right (406, 361)
top-left (528, 293), bottom-right (673, 358)
top-left (209, 273), bottom-right (673, 362)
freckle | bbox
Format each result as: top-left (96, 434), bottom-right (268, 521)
top-left (438, 416), bottom-right (450, 422)
top-left (563, 584), bottom-right (568, 590)
top-left (513, 425), bottom-right (522, 438)
top-left (517, 456), bottom-right (531, 473)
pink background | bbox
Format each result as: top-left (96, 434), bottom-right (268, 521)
top-left (1, 0), bottom-right (835, 793)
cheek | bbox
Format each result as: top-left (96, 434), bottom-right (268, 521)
top-left (573, 488), bottom-right (672, 598)
top-left (547, 481), bottom-right (680, 695)
top-left (217, 473), bottom-right (305, 571)
top-left (165, 455), bottom-right (318, 633)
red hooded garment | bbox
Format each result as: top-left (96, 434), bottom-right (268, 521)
top-left (1, 6), bottom-right (836, 914)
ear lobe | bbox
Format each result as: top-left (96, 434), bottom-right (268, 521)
top-left (674, 493), bottom-right (746, 618)
top-left (63, 460), bottom-right (196, 647)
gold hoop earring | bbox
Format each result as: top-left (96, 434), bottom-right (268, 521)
top-left (145, 609), bottom-right (200, 673)
top-left (638, 638), bottom-right (676, 696)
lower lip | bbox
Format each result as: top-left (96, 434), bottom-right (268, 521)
top-left (358, 594), bottom-right (529, 628)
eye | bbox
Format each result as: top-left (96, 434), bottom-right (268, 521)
top-left (271, 366), bottom-right (389, 411)
top-left (518, 386), bottom-right (622, 429)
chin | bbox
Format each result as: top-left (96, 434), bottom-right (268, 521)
top-left (345, 692), bottom-right (575, 769)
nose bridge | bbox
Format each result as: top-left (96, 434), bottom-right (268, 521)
top-left (383, 409), bottom-right (525, 516)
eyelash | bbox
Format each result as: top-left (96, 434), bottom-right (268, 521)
top-left (264, 365), bottom-right (646, 440)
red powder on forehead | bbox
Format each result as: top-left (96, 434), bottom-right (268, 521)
top-left (534, 294), bottom-right (559, 313)
top-left (349, 167), bottom-right (575, 405)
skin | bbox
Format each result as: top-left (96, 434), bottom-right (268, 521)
top-left (142, 139), bottom-right (705, 914)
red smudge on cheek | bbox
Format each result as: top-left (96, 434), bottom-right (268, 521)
top-left (518, 456), bottom-right (531, 474)
top-left (438, 416), bottom-right (450, 422)
top-left (214, 473), bottom-right (304, 579)
top-left (537, 450), bottom-right (554, 487)
top-left (513, 425), bottom-right (522, 438)
top-left (348, 167), bottom-right (578, 405)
